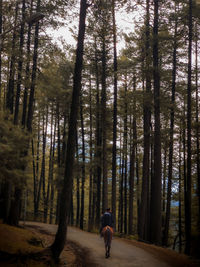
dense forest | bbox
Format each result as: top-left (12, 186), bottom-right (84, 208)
top-left (0, 0), bottom-right (200, 261)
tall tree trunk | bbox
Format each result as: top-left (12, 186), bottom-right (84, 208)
top-left (118, 124), bottom-right (122, 232)
top-left (22, 0), bottom-right (33, 127)
top-left (120, 142), bottom-right (124, 233)
top-left (6, 2), bottom-right (19, 113)
top-left (163, 5), bottom-right (178, 246)
top-left (61, 114), bottom-right (67, 163)
top-left (195, 22), bottom-right (200, 230)
top-left (111, 0), bottom-right (118, 229)
top-left (92, 172), bottom-right (96, 227)
top-left (26, 0), bottom-right (41, 132)
top-left (101, 35), bottom-right (108, 213)
top-left (80, 91), bottom-right (86, 230)
top-left (44, 108), bottom-right (54, 223)
top-left (185, 0), bottom-right (192, 255)
top-left (49, 118), bottom-right (56, 224)
top-left (183, 98), bottom-right (187, 252)
top-left (14, 0), bottom-right (26, 125)
top-left (150, 0), bottom-right (162, 245)
top-left (88, 74), bottom-right (93, 231)
top-left (139, 0), bottom-right (151, 241)
top-left (95, 38), bottom-right (102, 227)
top-left (41, 108), bottom-right (48, 222)
top-left (92, 78), bottom-right (97, 228)
top-left (32, 138), bottom-right (37, 216)
top-left (123, 73), bottom-right (128, 234)
top-left (178, 128), bottom-right (182, 253)
top-left (129, 76), bottom-right (136, 235)
top-left (75, 133), bottom-right (80, 227)
top-left (136, 145), bottom-right (140, 235)
top-left (55, 105), bottom-right (61, 225)
top-left (162, 142), bottom-right (167, 229)
top-left (34, 112), bottom-right (41, 219)
top-left (57, 104), bottom-right (61, 168)
top-left (7, 188), bottom-right (21, 225)
top-left (70, 192), bottom-right (74, 225)
top-left (50, 0), bottom-right (88, 259)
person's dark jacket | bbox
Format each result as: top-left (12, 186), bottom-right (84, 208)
top-left (101, 211), bottom-right (114, 228)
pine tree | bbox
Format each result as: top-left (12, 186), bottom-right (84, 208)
top-left (51, 0), bottom-right (88, 259)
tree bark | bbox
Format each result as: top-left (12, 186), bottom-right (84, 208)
top-left (123, 73), bottom-right (128, 234)
top-left (70, 192), bottom-right (74, 225)
top-left (119, 140), bottom-right (124, 233)
top-left (32, 138), bottom-right (37, 216)
top-left (7, 188), bottom-right (21, 226)
top-left (50, 0), bottom-right (88, 259)
top-left (34, 112), bottom-right (41, 219)
top-left (162, 142), bottom-right (167, 227)
top-left (55, 105), bottom-right (62, 224)
top-left (185, 0), bottom-right (192, 255)
top-left (150, 0), bottom-right (162, 245)
top-left (95, 37), bottom-right (102, 227)
top-left (178, 128), bottom-right (182, 253)
top-left (26, 0), bottom-right (41, 132)
top-left (163, 5), bottom-right (178, 246)
top-left (88, 74), bottom-right (93, 231)
top-left (183, 98), bottom-right (187, 252)
top-left (129, 76), bottom-right (137, 235)
top-left (101, 34), bottom-right (108, 213)
top-left (75, 133), bottom-right (80, 227)
top-left (118, 125), bottom-right (122, 232)
top-left (111, 0), bottom-right (118, 229)
top-left (44, 108), bottom-right (54, 223)
top-left (139, 0), bottom-right (151, 241)
top-left (6, 2), bottom-right (19, 113)
top-left (80, 91), bottom-right (86, 230)
top-left (195, 22), bottom-right (200, 230)
top-left (14, 0), bottom-right (26, 125)
top-left (22, 0), bottom-right (33, 127)
top-left (49, 118), bottom-right (56, 224)
top-left (41, 107), bottom-right (48, 222)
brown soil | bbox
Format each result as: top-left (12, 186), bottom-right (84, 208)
top-left (120, 238), bottom-right (199, 267)
top-left (0, 222), bottom-right (92, 267)
top-left (26, 224), bottom-right (94, 267)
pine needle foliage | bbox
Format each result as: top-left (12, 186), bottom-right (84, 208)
top-left (0, 113), bottom-right (29, 186)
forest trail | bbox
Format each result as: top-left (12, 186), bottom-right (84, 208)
top-left (23, 221), bottom-right (182, 267)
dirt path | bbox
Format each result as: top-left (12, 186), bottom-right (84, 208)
top-left (24, 222), bottom-right (196, 267)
